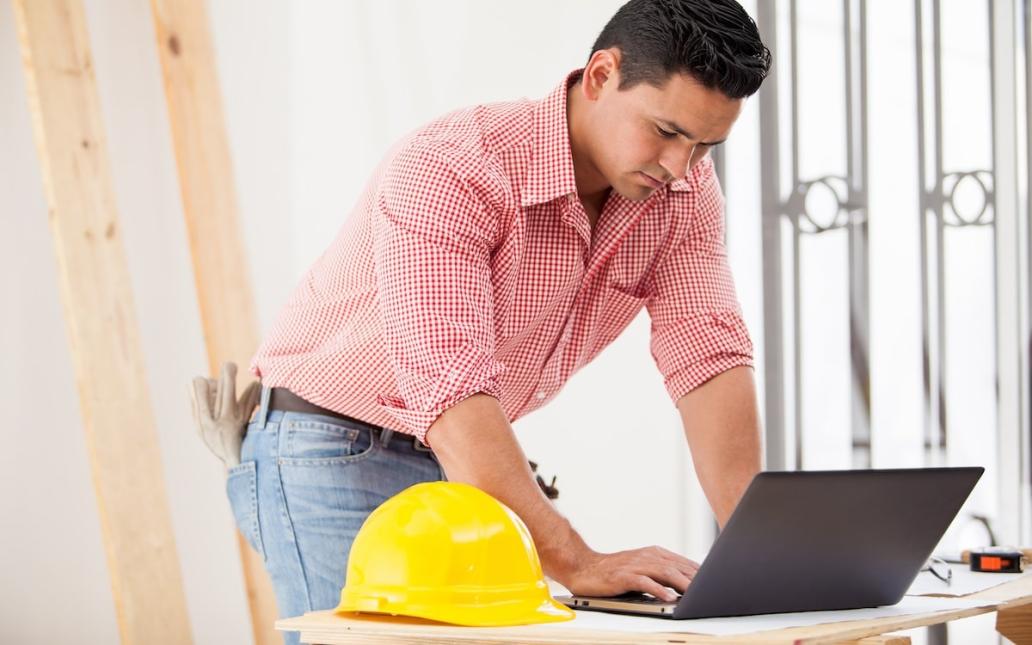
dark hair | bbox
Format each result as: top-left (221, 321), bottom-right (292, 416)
top-left (590, 0), bottom-right (772, 99)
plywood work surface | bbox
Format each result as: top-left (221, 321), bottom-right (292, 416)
top-left (277, 574), bottom-right (1032, 644)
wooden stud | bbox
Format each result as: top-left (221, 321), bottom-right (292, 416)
top-left (146, 0), bottom-right (279, 643)
top-left (12, 0), bottom-right (193, 643)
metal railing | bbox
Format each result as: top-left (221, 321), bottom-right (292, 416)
top-left (755, 0), bottom-right (1029, 546)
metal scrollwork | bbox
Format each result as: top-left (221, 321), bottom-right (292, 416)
top-left (942, 170), bottom-right (994, 227)
top-left (791, 175), bottom-right (856, 234)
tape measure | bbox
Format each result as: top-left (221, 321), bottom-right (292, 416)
top-left (961, 547), bottom-right (1029, 573)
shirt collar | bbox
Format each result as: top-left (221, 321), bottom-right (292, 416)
top-left (669, 173), bottom-right (696, 192)
top-left (521, 69), bottom-right (582, 207)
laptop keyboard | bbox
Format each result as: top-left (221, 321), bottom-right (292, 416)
top-left (610, 591), bottom-right (681, 605)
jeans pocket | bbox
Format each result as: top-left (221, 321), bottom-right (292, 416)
top-left (280, 418), bottom-right (377, 464)
top-left (226, 461), bottom-right (265, 561)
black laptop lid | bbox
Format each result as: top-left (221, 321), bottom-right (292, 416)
top-left (674, 467), bottom-right (984, 619)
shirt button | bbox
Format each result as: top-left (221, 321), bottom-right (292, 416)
top-left (536, 391), bottom-right (546, 400)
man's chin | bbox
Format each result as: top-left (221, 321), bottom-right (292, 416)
top-left (612, 181), bottom-right (658, 202)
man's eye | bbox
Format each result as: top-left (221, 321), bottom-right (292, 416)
top-left (656, 127), bottom-right (677, 138)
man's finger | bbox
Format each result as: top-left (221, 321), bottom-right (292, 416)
top-left (626, 574), bottom-right (678, 602)
top-left (636, 562), bottom-right (692, 594)
top-left (662, 559), bottom-right (698, 582)
top-left (653, 547), bottom-right (701, 575)
top-left (654, 545), bottom-right (698, 565)
top-left (668, 558), bottom-right (700, 578)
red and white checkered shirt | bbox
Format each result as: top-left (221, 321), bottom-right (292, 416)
top-left (251, 69), bottom-right (753, 445)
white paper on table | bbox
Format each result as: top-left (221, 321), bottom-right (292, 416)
top-left (905, 568), bottom-right (1029, 597)
top-left (546, 596), bottom-right (996, 636)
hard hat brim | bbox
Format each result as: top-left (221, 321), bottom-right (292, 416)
top-left (336, 595), bottom-right (575, 627)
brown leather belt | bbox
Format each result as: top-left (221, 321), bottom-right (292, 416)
top-left (268, 387), bottom-right (360, 422)
top-left (267, 387), bottom-right (432, 452)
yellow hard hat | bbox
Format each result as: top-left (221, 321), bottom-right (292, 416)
top-left (335, 481), bottom-right (575, 626)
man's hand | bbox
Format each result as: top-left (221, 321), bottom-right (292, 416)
top-left (426, 394), bottom-right (698, 602)
top-left (558, 546), bottom-right (700, 601)
top-left (190, 362), bottom-right (261, 467)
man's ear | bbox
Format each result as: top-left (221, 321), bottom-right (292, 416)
top-left (582, 48), bottom-right (622, 101)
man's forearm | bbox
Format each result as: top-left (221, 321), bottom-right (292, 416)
top-left (425, 393), bottom-right (591, 584)
top-left (677, 366), bottom-right (762, 528)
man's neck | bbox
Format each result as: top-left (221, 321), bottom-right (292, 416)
top-left (566, 80), bottom-right (612, 211)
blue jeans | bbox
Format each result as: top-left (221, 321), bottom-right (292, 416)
top-left (226, 387), bottom-right (444, 644)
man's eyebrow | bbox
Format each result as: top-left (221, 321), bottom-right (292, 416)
top-left (657, 119), bottom-right (727, 146)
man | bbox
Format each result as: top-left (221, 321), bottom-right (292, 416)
top-left (221, 0), bottom-right (770, 632)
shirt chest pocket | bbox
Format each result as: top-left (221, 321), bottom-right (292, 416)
top-left (603, 283), bottom-right (649, 320)
top-left (587, 284), bottom-right (650, 356)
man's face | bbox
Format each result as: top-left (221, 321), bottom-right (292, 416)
top-left (585, 62), bottom-right (744, 201)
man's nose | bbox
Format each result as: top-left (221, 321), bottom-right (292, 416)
top-left (659, 143), bottom-right (697, 181)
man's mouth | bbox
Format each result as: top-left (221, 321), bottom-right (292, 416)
top-left (639, 172), bottom-right (665, 188)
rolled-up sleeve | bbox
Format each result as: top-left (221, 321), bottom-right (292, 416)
top-left (372, 145), bottom-right (506, 443)
top-left (647, 159), bottom-right (754, 403)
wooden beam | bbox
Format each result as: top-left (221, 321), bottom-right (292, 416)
top-left (146, 1), bottom-right (279, 644)
top-left (11, 1), bottom-right (193, 642)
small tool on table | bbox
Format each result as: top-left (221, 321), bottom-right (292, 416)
top-left (961, 547), bottom-right (1029, 574)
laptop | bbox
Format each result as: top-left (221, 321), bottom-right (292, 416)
top-left (555, 467), bottom-right (983, 619)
